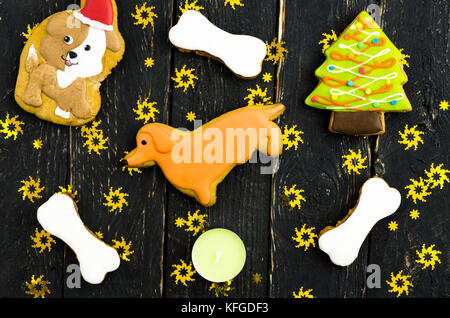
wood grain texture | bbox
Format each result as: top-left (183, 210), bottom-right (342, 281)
top-left (270, 0), bottom-right (375, 298)
top-left (367, 0), bottom-right (450, 297)
top-left (0, 0), bottom-right (448, 298)
top-left (164, 0), bottom-right (278, 298)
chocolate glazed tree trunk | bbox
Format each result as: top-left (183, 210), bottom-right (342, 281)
top-left (329, 111), bottom-right (385, 136)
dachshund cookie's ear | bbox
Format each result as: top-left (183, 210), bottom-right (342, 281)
top-left (141, 124), bottom-right (176, 154)
top-left (105, 30), bottom-right (122, 52)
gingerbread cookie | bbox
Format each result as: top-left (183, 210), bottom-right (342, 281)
top-left (37, 193), bottom-right (120, 284)
top-left (305, 11), bottom-right (411, 136)
top-left (123, 104), bottom-right (285, 206)
top-left (318, 177), bottom-right (401, 266)
top-left (169, 10), bottom-right (267, 79)
top-left (15, 0), bottom-right (125, 126)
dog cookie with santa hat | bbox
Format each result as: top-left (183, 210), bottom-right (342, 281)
top-left (15, 0), bottom-right (125, 126)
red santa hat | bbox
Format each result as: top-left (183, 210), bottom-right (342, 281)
top-left (72, 0), bottom-right (114, 31)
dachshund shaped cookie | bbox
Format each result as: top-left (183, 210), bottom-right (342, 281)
top-left (124, 104), bottom-right (286, 206)
top-left (15, 0), bottom-right (124, 125)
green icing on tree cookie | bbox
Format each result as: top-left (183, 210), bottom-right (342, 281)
top-left (305, 11), bottom-right (411, 113)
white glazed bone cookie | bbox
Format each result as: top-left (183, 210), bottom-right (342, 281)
top-left (169, 10), bottom-right (267, 79)
top-left (318, 177), bottom-right (401, 266)
top-left (37, 193), bottom-right (120, 284)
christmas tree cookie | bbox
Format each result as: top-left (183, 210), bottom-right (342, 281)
top-left (305, 11), bottom-right (411, 136)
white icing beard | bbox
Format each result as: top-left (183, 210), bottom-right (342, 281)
top-left (169, 10), bottom-right (267, 79)
top-left (57, 25), bottom-right (107, 89)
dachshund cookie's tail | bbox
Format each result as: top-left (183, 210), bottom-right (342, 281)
top-left (25, 45), bottom-right (39, 73)
top-left (259, 103), bottom-right (286, 121)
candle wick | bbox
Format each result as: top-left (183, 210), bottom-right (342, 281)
top-left (215, 251), bottom-right (223, 264)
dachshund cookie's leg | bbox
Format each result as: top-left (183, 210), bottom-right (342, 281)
top-left (194, 183), bottom-right (213, 207)
top-left (260, 122), bottom-right (282, 157)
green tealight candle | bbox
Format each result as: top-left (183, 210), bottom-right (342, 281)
top-left (191, 228), bottom-right (246, 283)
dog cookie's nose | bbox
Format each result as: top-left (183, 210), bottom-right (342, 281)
top-left (69, 51), bottom-right (78, 59)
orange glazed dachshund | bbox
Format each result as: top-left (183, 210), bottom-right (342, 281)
top-left (124, 104), bottom-right (286, 206)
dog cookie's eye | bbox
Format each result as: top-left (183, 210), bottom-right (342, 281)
top-left (85, 45), bottom-right (91, 51)
top-left (141, 140), bottom-right (147, 145)
top-left (64, 36), bottom-right (74, 45)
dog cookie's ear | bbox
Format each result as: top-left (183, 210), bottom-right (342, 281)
top-left (105, 30), bottom-right (122, 52)
top-left (46, 11), bottom-right (70, 35)
top-left (142, 124), bottom-right (176, 154)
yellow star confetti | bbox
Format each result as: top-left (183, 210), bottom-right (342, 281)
top-left (262, 72), bottom-right (272, 83)
top-left (399, 48), bottom-right (410, 68)
top-left (244, 84), bottom-right (272, 106)
top-left (82, 130), bottom-right (108, 155)
top-left (0, 114), bottom-right (24, 140)
top-left (265, 38), bottom-right (288, 65)
top-left (18, 176), bottom-right (45, 203)
top-left (424, 163), bottom-right (450, 190)
top-left (415, 244), bottom-right (442, 270)
top-left (318, 29), bottom-right (337, 53)
top-left (175, 210), bottom-right (209, 236)
top-left (131, 2), bottom-right (158, 29)
top-left (398, 124), bottom-right (424, 151)
top-left (282, 125), bottom-right (304, 151)
top-left (292, 224), bottom-right (318, 251)
top-left (21, 24), bottom-right (39, 42)
top-left (111, 237), bottom-right (135, 262)
top-left (439, 100), bottom-right (449, 111)
top-left (33, 139), bottom-right (43, 150)
top-left (56, 185), bottom-right (78, 201)
top-left (172, 65), bottom-right (198, 92)
top-left (79, 120), bottom-right (108, 155)
top-left (293, 286), bottom-right (315, 298)
top-left (30, 228), bottom-right (56, 253)
top-left (386, 270), bottom-right (413, 297)
top-left (133, 96), bottom-right (159, 124)
top-left (25, 275), bottom-right (51, 298)
top-left (144, 57), bottom-right (155, 68)
top-left (186, 111), bottom-right (197, 122)
top-left (224, 0), bottom-right (244, 10)
top-left (281, 184), bottom-right (306, 211)
top-left (387, 220), bottom-right (398, 231)
top-left (171, 260), bottom-right (196, 286)
top-left (252, 273), bottom-right (262, 284)
top-left (209, 280), bottom-right (234, 297)
top-left (341, 149), bottom-right (368, 175)
top-left (409, 209), bottom-right (420, 220)
top-left (103, 187), bottom-right (129, 213)
top-left (179, 0), bottom-right (204, 14)
top-left (405, 177), bottom-right (431, 204)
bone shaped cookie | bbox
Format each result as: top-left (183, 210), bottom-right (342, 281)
top-left (37, 193), bottom-right (120, 284)
top-left (169, 10), bottom-right (267, 79)
top-left (318, 177), bottom-right (401, 266)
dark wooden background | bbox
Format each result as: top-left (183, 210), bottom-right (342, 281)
top-left (0, 0), bottom-right (448, 298)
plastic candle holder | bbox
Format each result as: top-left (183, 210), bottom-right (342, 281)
top-left (191, 228), bottom-right (246, 283)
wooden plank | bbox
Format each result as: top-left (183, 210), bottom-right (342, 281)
top-left (65, 0), bottom-right (173, 296)
top-left (164, 0), bottom-right (278, 298)
top-left (0, 0), bottom-right (71, 298)
top-left (270, 0), bottom-right (375, 298)
top-left (367, 0), bottom-right (450, 298)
